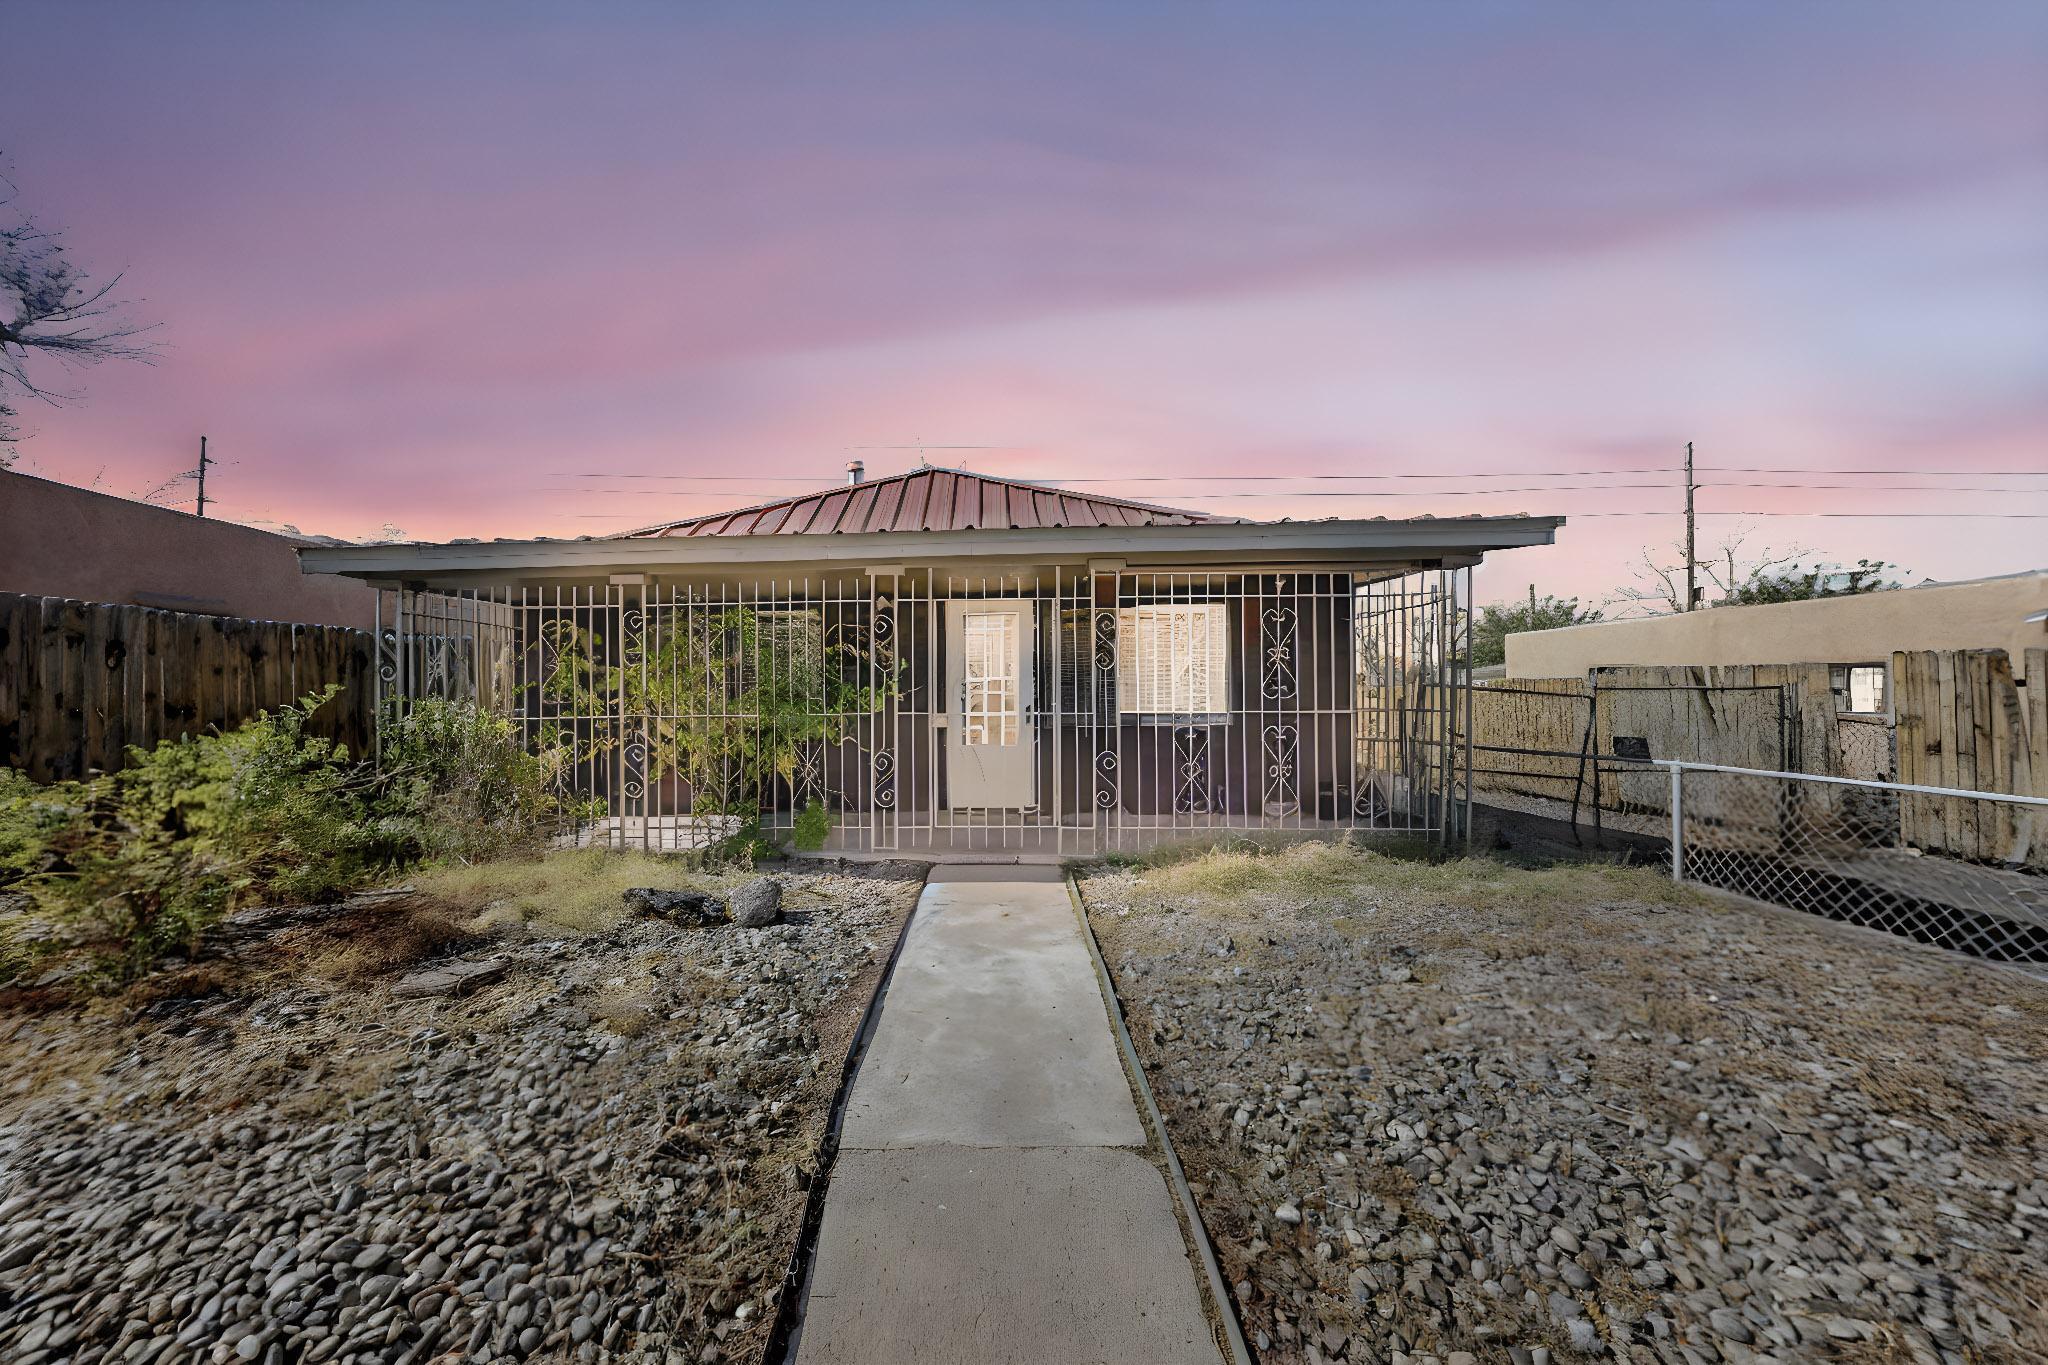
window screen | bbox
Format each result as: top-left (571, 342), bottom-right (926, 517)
top-left (1117, 604), bottom-right (1228, 715)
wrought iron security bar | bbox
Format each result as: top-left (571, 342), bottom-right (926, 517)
top-left (373, 565), bottom-right (1471, 856)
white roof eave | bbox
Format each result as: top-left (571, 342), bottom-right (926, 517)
top-left (298, 516), bottom-right (1565, 585)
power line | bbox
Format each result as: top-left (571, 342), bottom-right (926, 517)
top-left (1700, 466), bottom-right (2048, 476)
top-left (546, 481), bottom-right (2047, 500)
top-left (546, 482), bottom-right (1684, 499)
top-left (565, 508), bottom-right (2048, 520)
top-left (548, 466), bottom-right (2045, 486)
top-left (550, 468), bottom-right (1686, 483)
top-left (1567, 510), bottom-right (2048, 519)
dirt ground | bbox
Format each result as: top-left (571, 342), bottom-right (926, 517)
top-left (0, 856), bottom-right (921, 1365)
top-left (1080, 842), bottom-right (2048, 1365)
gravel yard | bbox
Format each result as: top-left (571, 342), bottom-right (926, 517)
top-left (0, 857), bottom-right (921, 1365)
top-left (1080, 842), bottom-right (2047, 1365)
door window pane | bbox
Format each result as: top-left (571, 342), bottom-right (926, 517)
top-left (961, 612), bottom-right (1020, 745)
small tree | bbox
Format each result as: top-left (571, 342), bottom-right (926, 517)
top-left (0, 157), bottom-right (156, 458)
top-left (1721, 558), bottom-right (1906, 605)
top-left (1468, 591), bottom-right (1603, 669)
top-left (1609, 532), bottom-right (1811, 615)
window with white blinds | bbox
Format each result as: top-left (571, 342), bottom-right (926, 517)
top-left (1117, 604), bottom-right (1228, 715)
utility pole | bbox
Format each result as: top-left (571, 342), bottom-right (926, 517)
top-left (1682, 439), bottom-right (1697, 611)
top-left (195, 435), bottom-right (211, 518)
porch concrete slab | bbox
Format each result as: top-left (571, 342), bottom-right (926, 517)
top-left (839, 877), bottom-right (1146, 1150)
top-left (791, 1145), bottom-right (1219, 1365)
top-left (926, 863), bottom-right (1067, 883)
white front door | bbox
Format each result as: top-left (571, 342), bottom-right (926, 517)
top-left (944, 601), bottom-right (1035, 808)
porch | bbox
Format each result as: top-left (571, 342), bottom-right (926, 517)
top-left (370, 562), bottom-right (1474, 856)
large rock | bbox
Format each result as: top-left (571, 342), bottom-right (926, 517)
top-left (622, 887), bottom-right (726, 926)
top-left (728, 877), bottom-right (783, 928)
top-left (391, 957), bottom-right (508, 999)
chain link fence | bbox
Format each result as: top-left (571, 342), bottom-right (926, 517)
top-left (1665, 762), bottom-right (2048, 967)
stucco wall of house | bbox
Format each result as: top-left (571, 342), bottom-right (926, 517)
top-left (1506, 570), bottom-right (2048, 679)
top-left (0, 469), bottom-right (375, 629)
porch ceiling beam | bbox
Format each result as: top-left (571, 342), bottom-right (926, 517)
top-left (297, 517), bottom-right (1563, 586)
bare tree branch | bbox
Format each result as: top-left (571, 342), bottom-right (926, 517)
top-left (0, 156), bottom-right (160, 456)
top-left (1606, 529), bottom-right (1814, 616)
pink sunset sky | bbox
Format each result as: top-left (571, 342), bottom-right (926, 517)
top-left (5, 1), bottom-right (2046, 607)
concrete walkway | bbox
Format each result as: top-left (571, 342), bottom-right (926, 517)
top-left (789, 867), bottom-right (1223, 1365)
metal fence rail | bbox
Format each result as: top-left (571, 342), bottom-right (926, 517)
top-left (1663, 761), bottom-right (2048, 966)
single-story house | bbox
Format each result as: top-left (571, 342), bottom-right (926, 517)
top-left (299, 466), bottom-right (1560, 856)
top-left (1506, 568), bottom-right (2048, 716)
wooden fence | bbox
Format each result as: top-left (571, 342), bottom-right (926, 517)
top-left (1470, 649), bottom-right (2045, 869)
top-left (0, 593), bottom-right (376, 784)
top-left (1895, 648), bottom-right (2047, 867)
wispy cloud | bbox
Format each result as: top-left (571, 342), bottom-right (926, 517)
top-left (4, 1), bottom-right (2044, 600)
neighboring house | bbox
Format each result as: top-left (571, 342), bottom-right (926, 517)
top-left (0, 469), bottom-right (375, 629)
top-left (1508, 569), bottom-right (2048, 707)
top-left (1502, 570), bottom-right (2048, 785)
top-left (300, 465), bottom-right (1560, 856)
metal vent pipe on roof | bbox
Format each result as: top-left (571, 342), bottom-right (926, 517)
top-left (846, 459), bottom-right (865, 485)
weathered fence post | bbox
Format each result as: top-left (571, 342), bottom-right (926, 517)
top-left (1669, 762), bottom-right (1686, 882)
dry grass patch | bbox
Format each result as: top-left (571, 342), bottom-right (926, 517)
top-left (1115, 839), bottom-right (1704, 921)
top-left (410, 848), bottom-right (741, 936)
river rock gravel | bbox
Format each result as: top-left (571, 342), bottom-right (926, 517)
top-left (1080, 848), bottom-right (2047, 1365)
top-left (0, 866), bottom-right (920, 1365)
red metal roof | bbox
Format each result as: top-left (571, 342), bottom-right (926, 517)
top-left (613, 466), bottom-right (1239, 538)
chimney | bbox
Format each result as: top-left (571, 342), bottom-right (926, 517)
top-left (846, 459), bottom-right (865, 486)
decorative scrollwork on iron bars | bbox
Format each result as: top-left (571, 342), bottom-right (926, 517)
top-left (1092, 608), bottom-right (1119, 809)
top-left (1261, 603), bottom-right (1297, 702)
top-left (377, 627), bottom-right (400, 686)
top-left (871, 748), bottom-right (897, 810)
top-left (1174, 725), bottom-right (1212, 815)
top-left (1093, 747), bottom-right (1119, 809)
top-left (869, 593), bottom-right (896, 809)
top-left (1262, 723), bottom-right (1299, 813)
top-left (1353, 780), bottom-right (1387, 823)
top-left (422, 636), bottom-right (449, 698)
top-left (871, 593), bottom-right (896, 661)
top-left (621, 732), bottom-right (648, 804)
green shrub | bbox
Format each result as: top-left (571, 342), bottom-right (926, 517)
top-left (375, 698), bottom-right (558, 863)
top-left (791, 799), bottom-right (832, 852)
top-left (1, 767), bottom-right (81, 887)
top-left (0, 689), bottom-right (569, 985)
